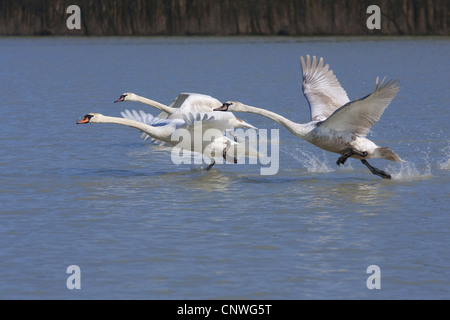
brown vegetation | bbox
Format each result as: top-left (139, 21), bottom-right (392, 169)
top-left (0, 0), bottom-right (448, 36)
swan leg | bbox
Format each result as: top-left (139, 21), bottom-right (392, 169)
top-left (205, 160), bottom-right (215, 171)
top-left (336, 150), bottom-right (353, 166)
top-left (361, 159), bottom-right (391, 179)
top-left (337, 149), bottom-right (368, 166)
top-left (223, 148), bottom-right (238, 164)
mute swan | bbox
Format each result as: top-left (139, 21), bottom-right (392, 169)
top-left (114, 92), bottom-right (256, 129)
top-left (214, 55), bottom-right (401, 179)
top-left (76, 111), bottom-right (253, 170)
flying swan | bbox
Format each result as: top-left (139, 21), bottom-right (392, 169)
top-left (114, 92), bottom-right (256, 129)
top-left (214, 55), bottom-right (401, 179)
top-left (76, 110), bottom-right (257, 170)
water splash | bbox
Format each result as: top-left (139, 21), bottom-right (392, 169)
top-left (289, 149), bottom-right (334, 173)
top-left (438, 145), bottom-right (450, 170)
top-left (439, 158), bottom-right (450, 170)
top-left (389, 160), bottom-right (433, 180)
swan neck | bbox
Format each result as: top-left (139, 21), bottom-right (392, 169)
top-left (99, 115), bottom-right (169, 142)
top-left (238, 104), bottom-right (308, 137)
top-left (134, 96), bottom-right (176, 115)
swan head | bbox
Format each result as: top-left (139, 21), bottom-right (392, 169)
top-left (214, 101), bottom-right (244, 112)
top-left (114, 92), bottom-right (138, 103)
top-left (76, 113), bottom-right (103, 124)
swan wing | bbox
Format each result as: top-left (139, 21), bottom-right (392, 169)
top-left (181, 111), bottom-right (233, 133)
top-left (172, 95), bottom-right (257, 129)
top-left (180, 94), bottom-right (222, 112)
top-left (121, 109), bottom-right (184, 143)
top-left (165, 93), bottom-right (220, 116)
top-left (320, 77), bottom-right (400, 136)
top-left (168, 93), bottom-right (191, 109)
top-left (169, 93), bottom-right (221, 111)
top-left (120, 109), bottom-right (178, 127)
top-left (141, 93), bottom-right (188, 120)
top-left (300, 55), bottom-right (350, 121)
top-left (167, 93), bottom-right (258, 129)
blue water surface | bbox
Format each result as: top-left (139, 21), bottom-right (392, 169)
top-left (0, 36), bottom-right (449, 299)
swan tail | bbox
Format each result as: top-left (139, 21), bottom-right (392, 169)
top-left (374, 147), bottom-right (402, 162)
top-left (236, 117), bottom-right (258, 130)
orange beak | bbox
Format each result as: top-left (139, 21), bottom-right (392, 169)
top-left (76, 115), bottom-right (91, 124)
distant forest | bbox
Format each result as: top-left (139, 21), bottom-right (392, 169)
top-left (0, 0), bottom-right (448, 36)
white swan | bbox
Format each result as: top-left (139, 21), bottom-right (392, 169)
top-left (76, 110), bottom-right (255, 170)
top-left (214, 55), bottom-right (401, 179)
top-left (114, 92), bottom-right (256, 129)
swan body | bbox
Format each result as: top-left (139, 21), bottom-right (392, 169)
top-left (77, 111), bottom-right (256, 170)
top-left (215, 55), bottom-right (401, 179)
top-left (114, 92), bottom-right (256, 129)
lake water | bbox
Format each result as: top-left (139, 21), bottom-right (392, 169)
top-left (0, 36), bottom-right (449, 300)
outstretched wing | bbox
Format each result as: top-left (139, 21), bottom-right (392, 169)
top-left (168, 93), bottom-right (192, 109)
top-left (121, 109), bottom-right (184, 128)
top-left (300, 55), bottom-right (350, 121)
top-left (181, 111), bottom-right (233, 134)
top-left (166, 93), bottom-right (257, 129)
top-left (163, 93), bottom-right (222, 119)
top-left (153, 93), bottom-right (192, 120)
top-left (120, 109), bottom-right (184, 143)
top-left (320, 77), bottom-right (400, 136)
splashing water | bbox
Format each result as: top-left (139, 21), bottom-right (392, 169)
top-left (438, 146), bottom-right (450, 170)
top-left (389, 160), bottom-right (433, 180)
top-left (289, 148), bottom-right (334, 173)
top-left (439, 158), bottom-right (450, 170)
